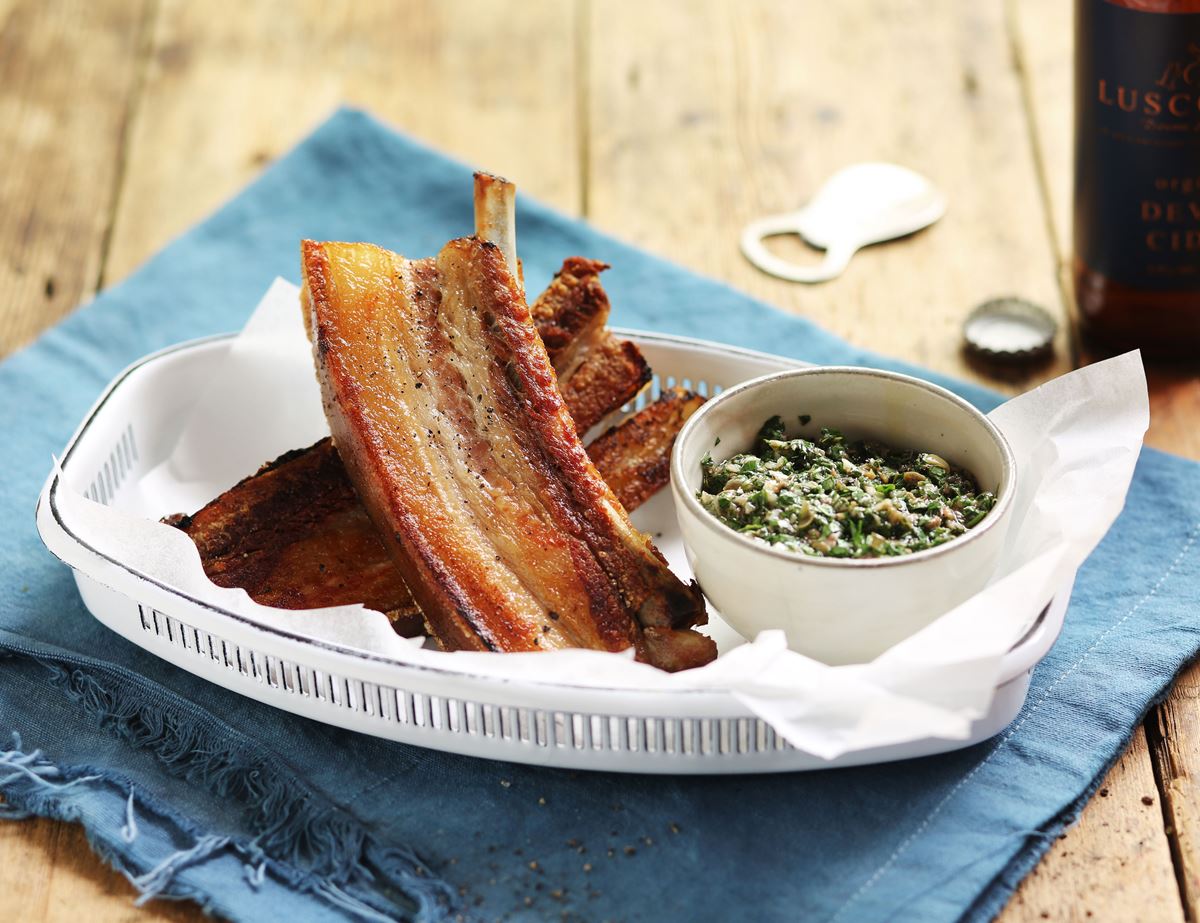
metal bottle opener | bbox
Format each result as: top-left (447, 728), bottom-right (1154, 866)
top-left (740, 163), bottom-right (946, 283)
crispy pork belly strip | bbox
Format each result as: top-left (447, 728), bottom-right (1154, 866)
top-left (532, 257), bottom-right (651, 433)
top-left (303, 237), bottom-right (712, 668)
top-left (557, 337), bottom-right (652, 435)
top-left (175, 259), bottom-right (666, 639)
top-left (586, 388), bottom-right (706, 512)
top-left (531, 257), bottom-right (610, 373)
top-left (170, 440), bottom-right (424, 636)
top-left (173, 391), bottom-right (694, 638)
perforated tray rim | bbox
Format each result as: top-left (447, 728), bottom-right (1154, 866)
top-left (36, 331), bottom-right (1068, 773)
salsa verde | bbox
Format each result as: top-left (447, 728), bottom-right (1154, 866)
top-left (698, 416), bottom-right (996, 559)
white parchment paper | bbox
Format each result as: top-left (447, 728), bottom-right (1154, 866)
top-left (55, 281), bottom-right (1149, 759)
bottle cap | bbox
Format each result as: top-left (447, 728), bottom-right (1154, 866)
top-left (963, 297), bottom-right (1057, 361)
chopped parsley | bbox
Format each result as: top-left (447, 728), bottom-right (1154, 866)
top-left (698, 416), bottom-right (996, 558)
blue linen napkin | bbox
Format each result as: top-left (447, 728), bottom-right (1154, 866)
top-left (2, 108), bottom-right (1197, 923)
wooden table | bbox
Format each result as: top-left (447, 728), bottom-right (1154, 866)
top-left (1, 1), bottom-right (1197, 919)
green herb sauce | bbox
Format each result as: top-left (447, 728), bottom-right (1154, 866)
top-left (698, 416), bottom-right (996, 558)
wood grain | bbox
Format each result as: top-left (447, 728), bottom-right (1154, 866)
top-left (103, 0), bottom-right (581, 285)
top-left (586, 0), bottom-right (1073, 396)
top-left (1, 0), bottom-right (579, 920)
top-left (0, 0), bottom-right (152, 359)
top-left (1005, 728), bottom-right (1186, 922)
top-left (0, 815), bottom-right (199, 922)
top-left (1011, 4), bottom-right (1200, 922)
top-left (588, 3), bottom-right (1182, 922)
top-left (0, 1), bottom-right (1193, 921)
top-left (1007, 0), bottom-right (1073, 266)
top-left (1152, 671), bottom-right (1200, 918)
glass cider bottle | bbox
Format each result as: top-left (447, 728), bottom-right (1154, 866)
top-left (1073, 0), bottom-right (1200, 359)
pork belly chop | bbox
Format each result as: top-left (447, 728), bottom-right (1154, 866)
top-left (174, 255), bottom-right (688, 642)
top-left (170, 438), bottom-right (425, 636)
top-left (301, 175), bottom-right (713, 669)
top-left (531, 257), bottom-right (651, 434)
top-left (175, 390), bottom-right (702, 639)
top-left (585, 387), bottom-right (706, 512)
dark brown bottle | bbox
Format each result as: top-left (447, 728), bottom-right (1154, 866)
top-left (1074, 0), bottom-right (1200, 360)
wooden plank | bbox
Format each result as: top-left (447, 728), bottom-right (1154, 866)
top-left (0, 0), bottom-right (152, 358)
top-left (0, 5), bottom-right (153, 911)
top-left (1005, 728), bottom-right (1186, 922)
top-left (586, 0), bottom-right (1073, 396)
top-left (1006, 0), bottom-right (1073, 264)
top-left (588, 2), bottom-right (1182, 922)
top-left (1151, 675), bottom-right (1200, 917)
top-left (1012, 2), bottom-right (1200, 921)
top-left (1, 3), bottom-right (1187, 923)
top-left (2, 1), bottom-right (581, 921)
top-left (103, 0), bottom-right (581, 284)
top-left (0, 8), bottom-right (167, 916)
top-left (0, 814), bottom-right (57, 922)
top-left (0, 815), bottom-right (198, 922)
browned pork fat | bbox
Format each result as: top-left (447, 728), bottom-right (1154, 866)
top-left (174, 389), bottom-right (703, 639)
top-left (531, 257), bottom-right (651, 434)
top-left (585, 387), bottom-right (706, 512)
top-left (171, 438), bottom-right (424, 636)
top-left (302, 233), bottom-right (713, 670)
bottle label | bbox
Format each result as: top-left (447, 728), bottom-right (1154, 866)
top-left (1075, 0), bottom-right (1200, 290)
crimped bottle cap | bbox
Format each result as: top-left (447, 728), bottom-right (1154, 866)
top-left (963, 297), bottom-right (1057, 361)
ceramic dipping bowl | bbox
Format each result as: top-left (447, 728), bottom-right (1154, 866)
top-left (670, 366), bottom-right (1016, 665)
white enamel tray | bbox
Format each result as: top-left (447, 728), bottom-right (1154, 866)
top-left (36, 331), bottom-right (1069, 774)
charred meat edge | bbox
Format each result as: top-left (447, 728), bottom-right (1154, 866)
top-left (302, 174), bottom-right (710, 668)
top-left (171, 438), bottom-right (425, 636)
top-left (174, 389), bottom-right (702, 640)
top-left (173, 259), bottom-right (680, 640)
top-left (585, 387), bottom-right (706, 512)
top-left (531, 258), bottom-right (651, 434)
